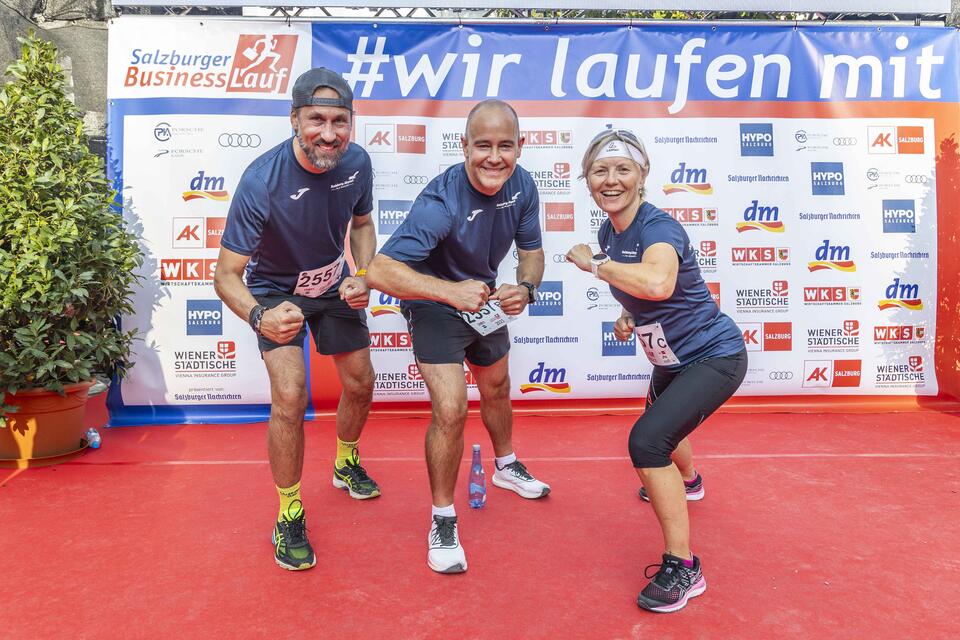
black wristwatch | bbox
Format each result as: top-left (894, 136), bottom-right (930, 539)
top-left (248, 304), bottom-right (266, 335)
top-left (519, 281), bottom-right (537, 304)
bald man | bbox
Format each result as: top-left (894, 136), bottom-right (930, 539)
top-left (366, 100), bottom-right (550, 574)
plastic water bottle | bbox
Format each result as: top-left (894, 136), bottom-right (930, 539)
top-left (84, 427), bottom-right (101, 449)
top-left (468, 444), bottom-right (486, 508)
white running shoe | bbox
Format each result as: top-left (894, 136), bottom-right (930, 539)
top-left (427, 515), bottom-right (467, 574)
top-left (492, 460), bottom-right (551, 499)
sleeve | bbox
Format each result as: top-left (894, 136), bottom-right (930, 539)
top-left (514, 176), bottom-right (542, 251)
top-left (378, 194), bottom-right (453, 264)
top-left (353, 150), bottom-right (373, 217)
top-left (220, 170), bottom-right (269, 256)
top-left (641, 212), bottom-right (688, 258)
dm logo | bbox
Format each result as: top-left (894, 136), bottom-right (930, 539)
top-left (807, 240), bottom-right (856, 272)
top-left (811, 162), bottom-right (845, 196)
top-left (529, 281), bottom-right (563, 317)
top-left (186, 300), bottom-right (223, 336)
top-left (740, 123), bottom-right (774, 156)
top-left (663, 162), bottom-right (713, 196)
top-left (519, 362), bottom-right (571, 394)
top-left (183, 171), bottom-right (229, 202)
top-left (878, 278), bottom-right (923, 311)
top-left (882, 199), bottom-right (916, 233)
top-left (371, 292), bottom-right (401, 316)
top-left (736, 200), bottom-right (784, 233)
top-left (601, 322), bottom-right (636, 357)
top-left (378, 200), bottom-right (413, 235)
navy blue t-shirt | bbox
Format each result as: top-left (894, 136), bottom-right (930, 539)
top-left (599, 201), bottom-right (743, 371)
top-left (379, 163), bottom-right (541, 287)
top-left (221, 138), bottom-right (373, 296)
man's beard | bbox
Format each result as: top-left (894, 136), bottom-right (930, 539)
top-left (296, 131), bottom-right (346, 171)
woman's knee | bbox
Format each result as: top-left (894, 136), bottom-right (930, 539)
top-left (628, 423), bottom-right (674, 468)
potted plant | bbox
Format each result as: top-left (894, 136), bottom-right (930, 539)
top-left (0, 33), bottom-right (142, 465)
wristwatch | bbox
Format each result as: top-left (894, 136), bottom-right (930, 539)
top-left (590, 253), bottom-right (611, 278)
top-left (248, 304), bottom-right (266, 335)
top-left (519, 281), bottom-right (537, 304)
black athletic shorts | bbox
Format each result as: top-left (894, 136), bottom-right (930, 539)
top-left (254, 291), bottom-right (369, 355)
top-left (401, 301), bottom-right (509, 366)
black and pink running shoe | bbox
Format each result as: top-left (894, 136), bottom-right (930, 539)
top-left (637, 554), bottom-right (706, 613)
top-left (639, 472), bottom-right (704, 502)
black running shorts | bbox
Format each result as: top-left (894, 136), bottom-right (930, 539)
top-left (401, 301), bottom-right (509, 366)
top-left (254, 292), bottom-right (370, 355)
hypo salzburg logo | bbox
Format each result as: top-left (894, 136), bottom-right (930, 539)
top-left (183, 171), bottom-right (229, 202)
top-left (878, 278), bottom-right (923, 311)
top-left (601, 322), bottom-right (636, 356)
top-left (173, 217), bottom-right (225, 249)
top-left (186, 300), bottom-right (223, 336)
top-left (740, 322), bottom-right (792, 352)
top-left (736, 200), bottom-right (783, 233)
top-left (811, 162), bottom-right (845, 195)
top-left (739, 123), bottom-right (774, 156)
top-left (529, 281), bottom-right (563, 317)
top-left (364, 124), bottom-right (426, 154)
top-left (378, 200), bottom-right (413, 235)
top-left (882, 199), bottom-right (916, 233)
top-left (807, 240), bottom-right (856, 272)
top-left (226, 35), bottom-right (297, 94)
top-left (371, 292), bottom-right (401, 316)
top-left (868, 126), bottom-right (925, 155)
top-left (519, 362), bottom-right (571, 394)
top-left (544, 202), bottom-right (575, 232)
top-left (803, 360), bottom-right (862, 388)
top-left (663, 163), bottom-right (713, 195)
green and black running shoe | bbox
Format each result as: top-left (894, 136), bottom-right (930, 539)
top-left (333, 448), bottom-right (381, 500)
top-left (272, 512), bottom-right (316, 571)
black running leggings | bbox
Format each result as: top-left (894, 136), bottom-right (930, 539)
top-left (628, 349), bottom-right (748, 468)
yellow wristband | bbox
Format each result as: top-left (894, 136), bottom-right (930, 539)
top-left (355, 268), bottom-right (367, 277)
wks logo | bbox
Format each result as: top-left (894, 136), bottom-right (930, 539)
top-left (365, 124), bottom-right (426, 154)
top-left (519, 362), bottom-right (571, 394)
top-left (186, 300), bottom-right (223, 335)
top-left (882, 199), bottom-right (916, 233)
top-left (226, 34), bottom-right (297, 94)
top-left (803, 360), bottom-right (862, 388)
top-left (371, 292), bottom-right (401, 316)
top-left (808, 240), bottom-right (856, 273)
top-left (878, 278), bottom-right (923, 311)
top-left (529, 281), bottom-right (563, 317)
top-left (736, 200), bottom-right (784, 233)
top-left (663, 162), bottom-right (713, 196)
top-left (601, 322), bottom-right (636, 357)
top-left (740, 123), bottom-right (774, 156)
top-left (183, 171), bottom-right (229, 202)
top-left (378, 200), bottom-right (413, 235)
top-left (811, 162), bottom-right (845, 196)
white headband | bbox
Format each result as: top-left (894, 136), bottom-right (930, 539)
top-left (595, 140), bottom-right (645, 167)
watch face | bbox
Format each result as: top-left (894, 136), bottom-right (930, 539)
top-left (592, 253), bottom-right (608, 261)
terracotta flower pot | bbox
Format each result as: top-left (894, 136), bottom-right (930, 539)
top-left (0, 381), bottom-right (94, 467)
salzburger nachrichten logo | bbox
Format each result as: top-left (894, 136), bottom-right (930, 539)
top-left (807, 240), bottom-right (856, 272)
top-left (226, 35), bottom-right (298, 94)
top-left (519, 361), bottom-right (571, 394)
top-left (663, 162), bottom-right (713, 195)
top-left (736, 200), bottom-right (784, 233)
top-left (878, 278), bottom-right (923, 311)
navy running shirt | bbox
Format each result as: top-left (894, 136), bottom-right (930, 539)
top-left (220, 138), bottom-right (372, 296)
top-left (598, 201), bottom-right (744, 371)
top-left (379, 163), bottom-right (542, 287)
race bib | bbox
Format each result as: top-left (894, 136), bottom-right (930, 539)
top-left (634, 322), bottom-right (680, 366)
top-left (292, 254), bottom-right (345, 298)
top-left (458, 300), bottom-right (516, 336)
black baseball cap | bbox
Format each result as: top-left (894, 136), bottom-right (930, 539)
top-left (291, 67), bottom-right (353, 111)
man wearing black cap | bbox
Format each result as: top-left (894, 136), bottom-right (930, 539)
top-left (215, 67), bottom-right (379, 571)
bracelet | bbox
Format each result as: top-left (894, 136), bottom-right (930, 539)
top-left (248, 304), bottom-right (266, 335)
top-left (355, 268), bottom-right (368, 277)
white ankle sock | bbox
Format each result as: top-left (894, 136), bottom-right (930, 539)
top-left (495, 452), bottom-right (517, 469)
top-left (432, 504), bottom-right (456, 518)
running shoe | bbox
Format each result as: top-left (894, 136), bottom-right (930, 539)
top-left (491, 459), bottom-right (551, 499)
top-left (427, 515), bottom-right (467, 574)
top-left (637, 554), bottom-right (706, 613)
top-left (639, 472), bottom-right (704, 502)
top-left (333, 448), bottom-right (381, 499)
top-left (271, 512), bottom-right (316, 571)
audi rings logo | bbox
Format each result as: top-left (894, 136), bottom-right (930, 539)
top-left (833, 137), bottom-right (858, 146)
top-left (218, 133), bottom-right (261, 148)
top-left (905, 174), bottom-right (928, 184)
top-left (404, 175), bottom-right (428, 185)
top-left (769, 371), bottom-right (794, 380)
top-left (552, 253), bottom-right (568, 263)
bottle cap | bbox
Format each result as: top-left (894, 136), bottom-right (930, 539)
top-left (472, 443), bottom-right (481, 451)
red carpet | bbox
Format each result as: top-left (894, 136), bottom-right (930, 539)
top-left (2, 412), bottom-right (959, 638)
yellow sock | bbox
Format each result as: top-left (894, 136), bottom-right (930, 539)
top-left (336, 438), bottom-right (359, 468)
top-left (277, 482), bottom-right (303, 522)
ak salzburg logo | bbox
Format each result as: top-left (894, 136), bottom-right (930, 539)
top-left (226, 35), bottom-right (298, 94)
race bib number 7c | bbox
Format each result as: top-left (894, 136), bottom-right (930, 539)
top-left (458, 300), bottom-right (516, 336)
top-left (293, 254), bottom-right (345, 298)
top-left (635, 322), bottom-right (680, 367)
